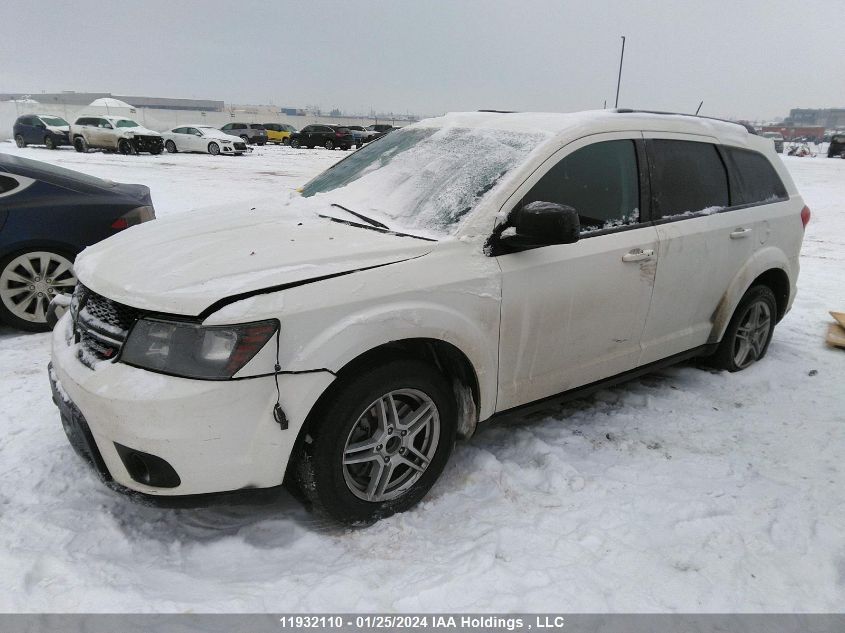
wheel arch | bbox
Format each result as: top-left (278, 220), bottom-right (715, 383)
top-left (709, 247), bottom-right (795, 344)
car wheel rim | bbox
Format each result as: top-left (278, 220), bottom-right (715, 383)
top-left (209, 143), bottom-right (219, 155)
top-left (325, 141), bottom-right (333, 149)
top-left (15, 136), bottom-right (24, 147)
top-left (732, 300), bottom-right (772, 369)
top-left (342, 388), bottom-right (440, 503)
top-left (46, 137), bottom-right (54, 149)
top-left (0, 251), bottom-right (76, 324)
top-left (166, 141), bottom-right (176, 153)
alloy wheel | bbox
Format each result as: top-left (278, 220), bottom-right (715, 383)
top-left (0, 251), bottom-right (76, 324)
top-left (732, 300), bottom-right (772, 369)
top-left (342, 388), bottom-right (440, 502)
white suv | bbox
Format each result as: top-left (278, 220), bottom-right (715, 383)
top-left (70, 116), bottom-right (164, 155)
top-left (49, 110), bottom-right (808, 524)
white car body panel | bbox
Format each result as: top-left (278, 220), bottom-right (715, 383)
top-left (161, 126), bottom-right (246, 154)
top-left (50, 110), bottom-right (806, 499)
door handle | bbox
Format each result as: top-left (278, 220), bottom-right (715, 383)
top-left (730, 228), bottom-right (752, 239)
top-left (622, 248), bottom-right (655, 262)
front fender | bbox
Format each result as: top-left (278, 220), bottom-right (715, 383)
top-left (709, 246), bottom-right (795, 343)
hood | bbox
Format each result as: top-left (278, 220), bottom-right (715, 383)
top-left (73, 199), bottom-right (436, 317)
top-left (205, 131), bottom-right (244, 143)
top-left (123, 125), bottom-right (161, 137)
top-left (46, 125), bottom-right (69, 134)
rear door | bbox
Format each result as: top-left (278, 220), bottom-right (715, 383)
top-left (638, 135), bottom-right (754, 364)
top-left (496, 134), bottom-right (659, 410)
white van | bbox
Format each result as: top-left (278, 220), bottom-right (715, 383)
top-left (49, 110), bottom-right (809, 523)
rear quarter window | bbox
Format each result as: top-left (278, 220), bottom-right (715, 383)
top-left (724, 147), bottom-right (788, 205)
top-left (647, 139), bottom-right (729, 218)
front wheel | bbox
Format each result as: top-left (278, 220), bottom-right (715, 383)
top-left (292, 358), bottom-right (456, 525)
top-left (45, 136), bottom-right (56, 150)
top-left (709, 285), bottom-right (777, 372)
top-left (0, 249), bottom-right (77, 331)
top-left (73, 137), bottom-right (88, 153)
top-left (15, 134), bottom-right (26, 148)
top-left (208, 142), bottom-right (220, 156)
top-left (118, 138), bottom-right (133, 155)
top-left (165, 140), bottom-right (177, 153)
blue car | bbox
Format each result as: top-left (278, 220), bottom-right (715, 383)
top-left (0, 153), bottom-right (155, 331)
top-left (13, 114), bottom-right (72, 150)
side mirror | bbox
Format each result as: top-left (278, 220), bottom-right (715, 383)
top-left (497, 201), bottom-right (580, 251)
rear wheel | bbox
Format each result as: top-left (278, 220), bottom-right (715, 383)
top-left (0, 249), bottom-right (77, 331)
top-left (165, 140), bottom-right (177, 153)
top-left (282, 137), bottom-right (290, 145)
top-left (73, 137), bottom-right (87, 153)
top-left (15, 134), bottom-right (26, 148)
top-left (324, 140), bottom-right (334, 150)
top-left (45, 136), bottom-right (56, 150)
top-left (291, 358), bottom-right (456, 525)
top-left (709, 285), bottom-right (777, 372)
top-left (208, 142), bottom-right (220, 156)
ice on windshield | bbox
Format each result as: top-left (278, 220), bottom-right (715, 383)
top-left (300, 125), bottom-right (550, 235)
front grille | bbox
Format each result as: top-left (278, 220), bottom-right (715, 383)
top-left (234, 142), bottom-right (246, 150)
top-left (72, 285), bottom-right (140, 366)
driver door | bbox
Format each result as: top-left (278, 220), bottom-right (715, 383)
top-left (495, 133), bottom-right (659, 410)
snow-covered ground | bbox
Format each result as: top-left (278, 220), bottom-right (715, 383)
top-left (0, 143), bottom-right (843, 612)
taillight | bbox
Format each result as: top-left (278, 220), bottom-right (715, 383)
top-left (801, 205), bottom-right (811, 228)
top-left (111, 205), bottom-right (156, 231)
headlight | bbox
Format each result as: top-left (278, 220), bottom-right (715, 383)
top-left (121, 318), bottom-right (278, 379)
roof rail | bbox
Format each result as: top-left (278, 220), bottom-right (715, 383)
top-left (614, 108), bottom-right (757, 134)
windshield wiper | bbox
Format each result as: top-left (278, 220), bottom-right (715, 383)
top-left (330, 203), bottom-right (390, 230)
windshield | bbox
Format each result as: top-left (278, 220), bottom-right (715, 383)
top-left (40, 116), bottom-right (69, 126)
top-left (300, 125), bottom-right (548, 235)
top-left (115, 119), bottom-right (139, 128)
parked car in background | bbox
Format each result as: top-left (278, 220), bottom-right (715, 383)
top-left (263, 123), bottom-right (297, 145)
top-left (366, 123), bottom-right (396, 141)
top-left (219, 123), bottom-right (268, 145)
top-left (289, 125), bottom-right (355, 150)
top-left (70, 116), bottom-right (163, 155)
top-left (162, 126), bottom-right (248, 155)
top-left (13, 114), bottom-right (71, 150)
top-left (48, 110), bottom-right (806, 524)
top-left (761, 132), bottom-right (784, 154)
top-left (0, 153), bottom-right (154, 330)
top-left (344, 125), bottom-right (368, 147)
top-left (828, 134), bottom-right (845, 158)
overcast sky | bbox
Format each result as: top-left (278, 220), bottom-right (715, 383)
top-left (1, 0), bottom-right (842, 121)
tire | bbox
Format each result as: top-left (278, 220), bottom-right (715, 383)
top-left (165, 140), bottom-right (177, 153)
top-left (240, 135), bottom-right (250, 144)
top-left (257, 142), bottom-right (265, 146)
top-left (0, 249), bottom-right (77, 332)
top-left (307, 145), bottom-right (314, 149)
top-left (14, 134), bottom-right (26, 148)
top-left (290, 139), bottom-right (300, 148)
top-left (291, 358), bottom-right (457, 525)
top-left (45, 136), bottom-right (56, 150)
top-left (324, 139), bottom-right (334, 150)
top-left (208, 142), bottom-right (220, 156)
top-left (709, 285), bottom-right (777, 372)
top-left (356, 143), bottom-right (362, 149)
top-left (282, 138), bottom-right (290, 146)
top-left (118, 138), bottom-right (133, 155)
top-left (73, 137), bottom-right (87, 153)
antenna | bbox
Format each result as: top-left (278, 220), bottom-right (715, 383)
top-left (615, 36), bottom-right (626, 108)
top-left (695, 101), bottom-right (703, 115)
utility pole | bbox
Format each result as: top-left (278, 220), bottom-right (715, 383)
top-left (615, 35), bottom-right (626, 109)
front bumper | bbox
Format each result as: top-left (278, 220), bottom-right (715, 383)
top-left (49, 314), bottom-right (334, 498)
top-left (130, 135), bottom-right (164, 153)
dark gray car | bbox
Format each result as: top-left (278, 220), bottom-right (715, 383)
top-left (219, 122), bottom-right (268, 145)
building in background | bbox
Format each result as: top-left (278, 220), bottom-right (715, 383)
top-left (785, 108), bottom-right (845, 129)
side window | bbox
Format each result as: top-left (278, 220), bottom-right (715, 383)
top-left (648, 140), bottom-right (729, 218)
top-left (186, 127), bottom-right (200, 135)
top-left (220, 124), bottom-right (231, 131)
top-left (522, 140), bottom-right (641, 234)
top-left (98, 119), bottom-right (113, 129)
top-left (725, 147), bottom-right (787, 204)
top-left (302, 126), bottom-right (312, 133)
top-left (0, 175), bottom-right (19, 194)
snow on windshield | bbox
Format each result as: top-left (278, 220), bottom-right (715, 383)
top-left (300, 125), bottom-right (550, 235)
